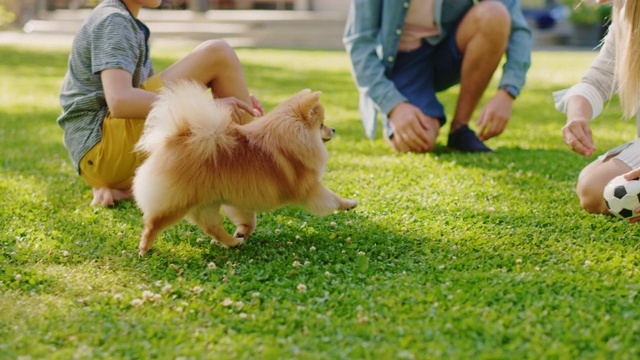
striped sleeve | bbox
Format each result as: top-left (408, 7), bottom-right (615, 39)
top-left (91, 14), bottom-right (141, 75)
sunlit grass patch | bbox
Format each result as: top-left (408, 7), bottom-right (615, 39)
top-left (2, 43), bottom-right (640, 358)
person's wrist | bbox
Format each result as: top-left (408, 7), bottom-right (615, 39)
top-left (499, 85), bottom-right (518, 100)
top-left (567, 116), bottom-right (589, 124)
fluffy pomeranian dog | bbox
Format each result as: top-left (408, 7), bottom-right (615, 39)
top-left (133, 81), bottom-right (358, 256)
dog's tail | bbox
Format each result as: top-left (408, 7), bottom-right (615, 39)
top-left (135, 80), bottom-right (234, 156)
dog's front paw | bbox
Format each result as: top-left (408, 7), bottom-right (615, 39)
top-left (220, 235), bottom-right (245, 248)
top-left (340, 199), bottom-right (358, 211)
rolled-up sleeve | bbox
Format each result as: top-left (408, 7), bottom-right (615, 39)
top-left (498, 0), bottom-right (533, 95)
top-left (343, 0), bottom-right (407, 117)
top-left (553, 25), bottom-right (616, 120)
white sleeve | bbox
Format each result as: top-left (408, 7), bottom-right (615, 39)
top-left (553, 23), bottom-right (616, 121)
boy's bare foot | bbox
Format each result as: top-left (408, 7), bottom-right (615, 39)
top-left (91, 187), bottom-right (133, 207)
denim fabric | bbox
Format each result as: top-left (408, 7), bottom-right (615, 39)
top-left (343, 0), bottom-right (533, 139)
top-left (383, 22), bottom-right (462, 136)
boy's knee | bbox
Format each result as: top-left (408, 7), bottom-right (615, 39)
top-left (202, 39), bottom-right (236, 58)
top-left (196, 39), bottom-right (240, 68)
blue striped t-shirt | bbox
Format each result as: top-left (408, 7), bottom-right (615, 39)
top-left (57, 0), bottom-right (154, 173)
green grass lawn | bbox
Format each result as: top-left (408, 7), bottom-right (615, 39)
top-left (2, 41), bottom-right (640, 359)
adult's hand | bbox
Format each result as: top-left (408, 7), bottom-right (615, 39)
top-left (562, 118), bottom-right (595, 157)
top-left (621, 167), bottom-right (640, 224)
top-left (388, 102), bottom-right (439, 153)
top-left (477, 91), bottom-right (513, 141)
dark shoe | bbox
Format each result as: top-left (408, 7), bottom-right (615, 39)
top-left (447, 125), bottom-right (493, 153)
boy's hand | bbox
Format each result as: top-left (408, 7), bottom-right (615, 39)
top-left (250, 94), bottom-right (264, 117)
top-left (218, 97), bottom-right (260, 124)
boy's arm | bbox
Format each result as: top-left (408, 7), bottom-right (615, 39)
top-left (101, 68), bottom-right (157, 119)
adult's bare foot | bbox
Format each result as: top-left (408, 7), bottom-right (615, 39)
top-left (91, 187), bottom-right (133, 207)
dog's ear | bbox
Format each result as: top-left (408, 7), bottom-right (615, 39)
top-left (298, 91), bottom-right (321, 114)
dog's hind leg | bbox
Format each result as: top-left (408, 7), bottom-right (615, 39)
top-left (221, 205), bottom-right (256, 240)
top-left (139, 209), bottom-right (188, 257)
top-left (187, 204), bottom-right (245, 248)
top-left (301, 183), bottom-right (359, 216)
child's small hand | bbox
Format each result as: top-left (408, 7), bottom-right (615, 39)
top-left (250, 94), bottom-right (264, 117)
top-left (217, 96), bottom-right (258, 124)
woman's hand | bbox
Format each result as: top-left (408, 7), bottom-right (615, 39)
top-left (623, 168), bottom-right (640, 223)
top-left (562, 119), bottom-right (595, 156)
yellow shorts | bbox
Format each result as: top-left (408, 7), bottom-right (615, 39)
top-left (79, 74), bottom-right (163, 189)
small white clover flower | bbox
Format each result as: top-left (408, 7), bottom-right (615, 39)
top-left (324, 271), bottom-right (331, 277)
top-left (251, 292), bottom-right (261, 298)
top-left (113, 294), bottom-right (124, 301)
top-left (62, 250), bottom-right (70, 257)
top-left (330, 222), bottom-right (337, 227)
top-left (130, 299), bottom-right (144, 307)
top-left (235, 301), bottom-right (244, 309)
top-left (239, 313), bottom-right (248, 319)
top-left (191, 286), bottom-right (203, 295)
top-left (207, 262), bottom-right (217, 270)
top-left (357, 251), bottom-right (366, 256)
top-left (297, 284), bottom-right (307, 293)
top-left (221, 298), bottom-right (233, 307)
top-left (292, 261), bottom-right (302, 268)
top-left (141, 290), bottom-right (154, 301)
top-left (584, 260), bottom-right (592, 267)
top-left (309, 246), bottom-right (316, 252)
top-left (275, 229), bottom-right (282, 234)
top-left (162, 284), bottom-right (172, 294)
top-left (516, 258), bottom-right (522, 265)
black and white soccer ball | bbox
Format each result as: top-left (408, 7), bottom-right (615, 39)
top-left (603, 175), bottom-right (640, 220)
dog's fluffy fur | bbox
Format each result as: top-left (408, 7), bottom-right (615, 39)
top-left (133, 81), bottom-right (358, 256)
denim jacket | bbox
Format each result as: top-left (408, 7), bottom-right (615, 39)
top-left (343, 0), bottom-right (533, 139)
